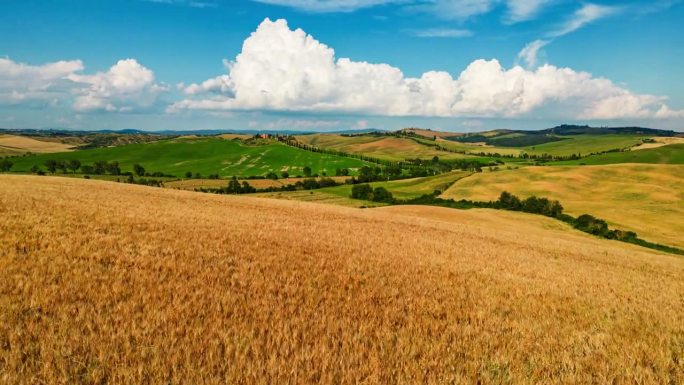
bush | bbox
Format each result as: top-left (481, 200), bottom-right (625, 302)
top-left (371, 187), bottom-right (394, 203)
top-left (133, 164), bottom-right (145, 177)
top-left (573, 214), bottom-right (609, 236)
top-left (351, 184), bottom-right (373, 200)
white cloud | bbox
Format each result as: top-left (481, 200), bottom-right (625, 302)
top-left (0, 57), bottom-right (166, 112)
top-left (258, 118), bottom-right (343, 130)
top-left (143, 0), bottom-right (217, 8)
top-left (517, 39), bottom-right (548, 68)
top-left (183, 75), bottom-right (235, 96)
top-left (68, 59), bottom-right (167, 112)
top-left (255, 0), bottom-right (496, 20)
top-left (505, 0), bottom-right (551, 23)
top-left (0, 57), bottom-right (83, 104)
top-left (517, 3), bottom-right (618, 69)
top-left (414, 0), bottom-right (495, 20)
top-left (409, 28), bottom-right (473, 38)
top-left (252, 0), bottom-right (396, 12)
top-left (551, 3), bottom-right (618, 37)
top-left (171, 18), bottom-right (683, 120)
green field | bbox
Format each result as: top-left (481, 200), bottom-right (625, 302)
top-left (552, 144), bottom-right (684, 165)
top-left (518, 135), bottom-right (648, 156)
top-left (305, 170), bottom-right (472, 200)
top-left (8, 138), bottom-right (372, 177)
top-left (434, 134), bottom-right (649, 157)
top-left (255, 170), bottom-right (471, 208)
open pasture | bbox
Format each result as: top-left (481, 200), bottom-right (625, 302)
top-left (7, 137), bottom-right (371, 177)
top-left (552, 143), bottom-right (684, 165)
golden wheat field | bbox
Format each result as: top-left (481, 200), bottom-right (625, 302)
top-left (295, 134), bottom-right (468, 161)
top-left (1, 175), bottom-right (683, 384)
top-left (0, 134), bottom-right (74, 156)
top-left (441, 163), bottom-right (684, 249)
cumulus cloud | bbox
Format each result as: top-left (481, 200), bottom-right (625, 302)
top-left (1, 57), bottom-right (166, 112)
top-left (68, 59), bottom-right (167, 112)
top-left (171, 18), bottom-right (683, 120)
top-left (0, 57), bottom-right (84, 105)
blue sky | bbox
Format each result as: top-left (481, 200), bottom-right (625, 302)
top-left (1, 0), bottom-right (683, 132)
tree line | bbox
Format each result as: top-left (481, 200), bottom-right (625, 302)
top-left (347, 188), bottom-right (683, 256)
top-left (196, 176), bottom-right (343, 195)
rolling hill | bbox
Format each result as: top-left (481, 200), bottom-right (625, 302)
top-left (1, 175), bottom-right (682, 384)
top-left (441, 164), bottom-right (684, 249)
top-left (552, 144), bottom-right (684, 165)
top-left (8, 137), bottom-right (372, 177)
top-left (295, 134), bottom-right (473, 161)
top-left (0, 134), bottom-right (75, 156)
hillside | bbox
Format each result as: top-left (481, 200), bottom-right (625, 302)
top-left (552, 144), bottom-right (684, 165)
top-left (1, 175), bottom-right (683, 384)
top-left (441, 164), bottom-right (684, 248)
top-left (8, 137), bottom-right (371, 177)
top-left (295, 134), bottom-right (472, 161)
top-left (0, 134), bottom-right (74, 156)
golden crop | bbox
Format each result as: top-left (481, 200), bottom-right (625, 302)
top-left (441, 163), bottom-right (684, 249)
top-left (1, 175), bottom-right (682, 384)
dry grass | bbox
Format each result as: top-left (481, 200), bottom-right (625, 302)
top-left (631, 137), bottom-right (684, 151)
top-left (216, 133), bottom-right (253, 140)
top-left (295, 134), bottom-right (468, 161)
top-left (253, 189), bottom-right (378, 207)
top-left (441, 164), bottom-right (684, 249)
top-left (1, 175), bottom-right (683, 384)
top-left (0, 134), bottom-right (74, 156)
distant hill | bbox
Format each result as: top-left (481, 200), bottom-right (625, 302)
top-left (540, 125), bottom-right (678, 137)
top-left (444, 125), bottom-right (679, 147)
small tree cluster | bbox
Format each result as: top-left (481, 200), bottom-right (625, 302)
top-left (0, 158), bottom-right (13, 172)
top-left (351, 184), bottom-right (394, 203)
top-left (496, 191), bottom-right (563, 218)
top-left (225, 177), bottom-right (256, 194)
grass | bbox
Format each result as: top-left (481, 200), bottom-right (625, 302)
top-left (7, 137), bottom-right (372, 177)
top-left (1, 175), bottom-right (683, 384)
top-left (295, 134), bottom-right (474, 161)
top-left (0, 134), bottom-right (74, 156)
top-left (433, 134), bottom-right (648, 157)
top-left (165, 176), bottom-right (351, 190)
top-left (552, 144), bottom-right (684, 165)
top-left (310, 170), bottom-right (471, 201)
top-left (441, 164), bottom-right (684, 249)
top-left (518, 134), bottom-right (647, 156)
top-left (254, 189), bottom-right (379, 207)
